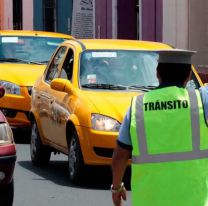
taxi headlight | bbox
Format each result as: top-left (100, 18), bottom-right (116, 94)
top-left (0, 123), bottom-right (13, 145)
top-left (91, 114), bottom-right (120, 132)
top-left (0, 81), bottom-right (20, 95)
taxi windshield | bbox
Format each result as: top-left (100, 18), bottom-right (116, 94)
top-left (79, 50), bottom-right (199, 91)
top-left (0, 36), bottom-right (66, 64)
top-left (80, 50), bottom-right (159, 89)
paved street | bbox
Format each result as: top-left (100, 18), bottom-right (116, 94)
top-left (12, 131), bottom-right (131, 206)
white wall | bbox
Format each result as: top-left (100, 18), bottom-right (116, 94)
top-left (22, 0), bottom-right (33, 30)
top-left (163, 0), bottom-right (208, 76)
top-left (162, 0), bottom-right (188, 49)
top-left (4, 0), bottom-right (13, 29)
top-left (189, 0), bottom-right (208, 68)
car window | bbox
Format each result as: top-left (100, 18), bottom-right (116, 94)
top-left (80, 51), bottom-right (159, 87)
top-left (79, 50), bottom-right (200, 90)
top-left (59, 49), bottom-right (74, 81)
top-left (186, 72), bottom-right (200, 89)
top-left (0, 36), bottom-right (67, 64)
top-left (45, 46), bottom-right (67, 82)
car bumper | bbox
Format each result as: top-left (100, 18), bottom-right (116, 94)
top-left (0, 144), bottom-right (16, 185)
top-left (77, 126), bottom-right (118, 166)
top-left (0, 87), bottom-right (31, 128)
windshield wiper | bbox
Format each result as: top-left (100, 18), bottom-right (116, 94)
top-left (38, 60), bottom-right (49, 64)
top-left (128, 85), bottom-right (157, 92)
top-left (0, 58), bottom-right (26, 63)
top-left (0, 58), bottom-right (44, 65)
top-left (82, 84), bottom-right (127, 90)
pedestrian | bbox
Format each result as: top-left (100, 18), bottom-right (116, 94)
top-left (111, 49), bottom-right (208, 206)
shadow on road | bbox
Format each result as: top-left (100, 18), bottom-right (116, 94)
top-left (18, 160), bottom-right (131, 190)
top-left (18, 160), bottom-right (70, 186)
top-left (14, 128), bottom-right (131, 190)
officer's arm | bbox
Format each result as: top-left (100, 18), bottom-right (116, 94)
top-left (111, 144), bottom-right (130, 189)
top-left (111, 107), bottom-right (132, 188)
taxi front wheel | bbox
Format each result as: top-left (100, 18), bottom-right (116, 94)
top-left (30, 121), bottom-right (51, 166)
top-left (68, 129), bottom-right (85, 183)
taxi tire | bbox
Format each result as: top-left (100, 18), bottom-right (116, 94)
top-left (68, 129), bottom-right (85, 183)
top-left (0, 179), bottom-right (14, 206)
top-left (30, 121), bottom-right (51, 166)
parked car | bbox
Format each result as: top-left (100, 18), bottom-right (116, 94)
top-left (0, 30), bottom-right (73, 129)
top-left (29, 39), bottom-right (203, 182)
top-left (0, 86), bottom-right (16, 205)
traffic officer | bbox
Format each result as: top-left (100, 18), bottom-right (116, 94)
top-left (111, 49), bottom-right (208, 206)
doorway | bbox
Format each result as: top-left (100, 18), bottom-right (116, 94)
top-left (43, 0), bottom-right (56, 31)
top-left (13, 0), bottom-right (22, 30)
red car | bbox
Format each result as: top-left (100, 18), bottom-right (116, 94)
top-left (0, 86), bottom-right (16, 205)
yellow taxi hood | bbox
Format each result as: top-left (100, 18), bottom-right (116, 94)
top-left (0, 64), bottom-right (46, 86)
top-left (83, 91), bottom-right (142, 122)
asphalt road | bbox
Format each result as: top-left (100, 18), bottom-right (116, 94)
top-left (12, 130), bottom-right (131, 206)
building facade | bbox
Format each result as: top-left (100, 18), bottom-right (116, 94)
top-left (0, 0), bottom-right (33, 30)
top-left (0, 0), bottom-right (162, 40)
top-left (162, 0), bottom-right (208, 81)
top-left (0, 0), bottom-right (207, 80)
top-left (0, 0), bottom-right (72, 33)
top-left (33, 0), bottom-right (73, 34)
top-left (94, 0), bottom-right (162, 41)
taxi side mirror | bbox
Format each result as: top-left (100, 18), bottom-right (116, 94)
top-left (0, 86), bottom-right (5, 98)
top-left (50, 78), bottom-right (74, 94)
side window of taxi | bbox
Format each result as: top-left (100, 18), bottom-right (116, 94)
top-left (45, 46), bottom-right (67, 82)
top-left (59, 49), bottom-right (74, 81)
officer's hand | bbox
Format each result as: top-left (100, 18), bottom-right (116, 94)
top-left (112, 188), bottom-right (127, 206)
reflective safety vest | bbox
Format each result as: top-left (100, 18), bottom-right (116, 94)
top-left (130, 86), bottom-right (208, 206)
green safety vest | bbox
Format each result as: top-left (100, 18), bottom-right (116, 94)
top-left (130, 86), bottom-right (208, 206)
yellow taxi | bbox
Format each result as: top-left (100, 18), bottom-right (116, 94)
top-left (0, 30), bottom-right (73, 129)
top-left (29, 39), bottom-right (203, 182)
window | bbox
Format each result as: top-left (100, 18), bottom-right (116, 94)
top-left (80, 50), bottom-right (159, 86)
top-left (186, 73), bottom-right (200, 89)
top-left (60, 49), bottom-right (74, 81)
top-left (0, 36), bottom-right (66, 63)
top-left (45, 46), bottom-right (67, 82)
